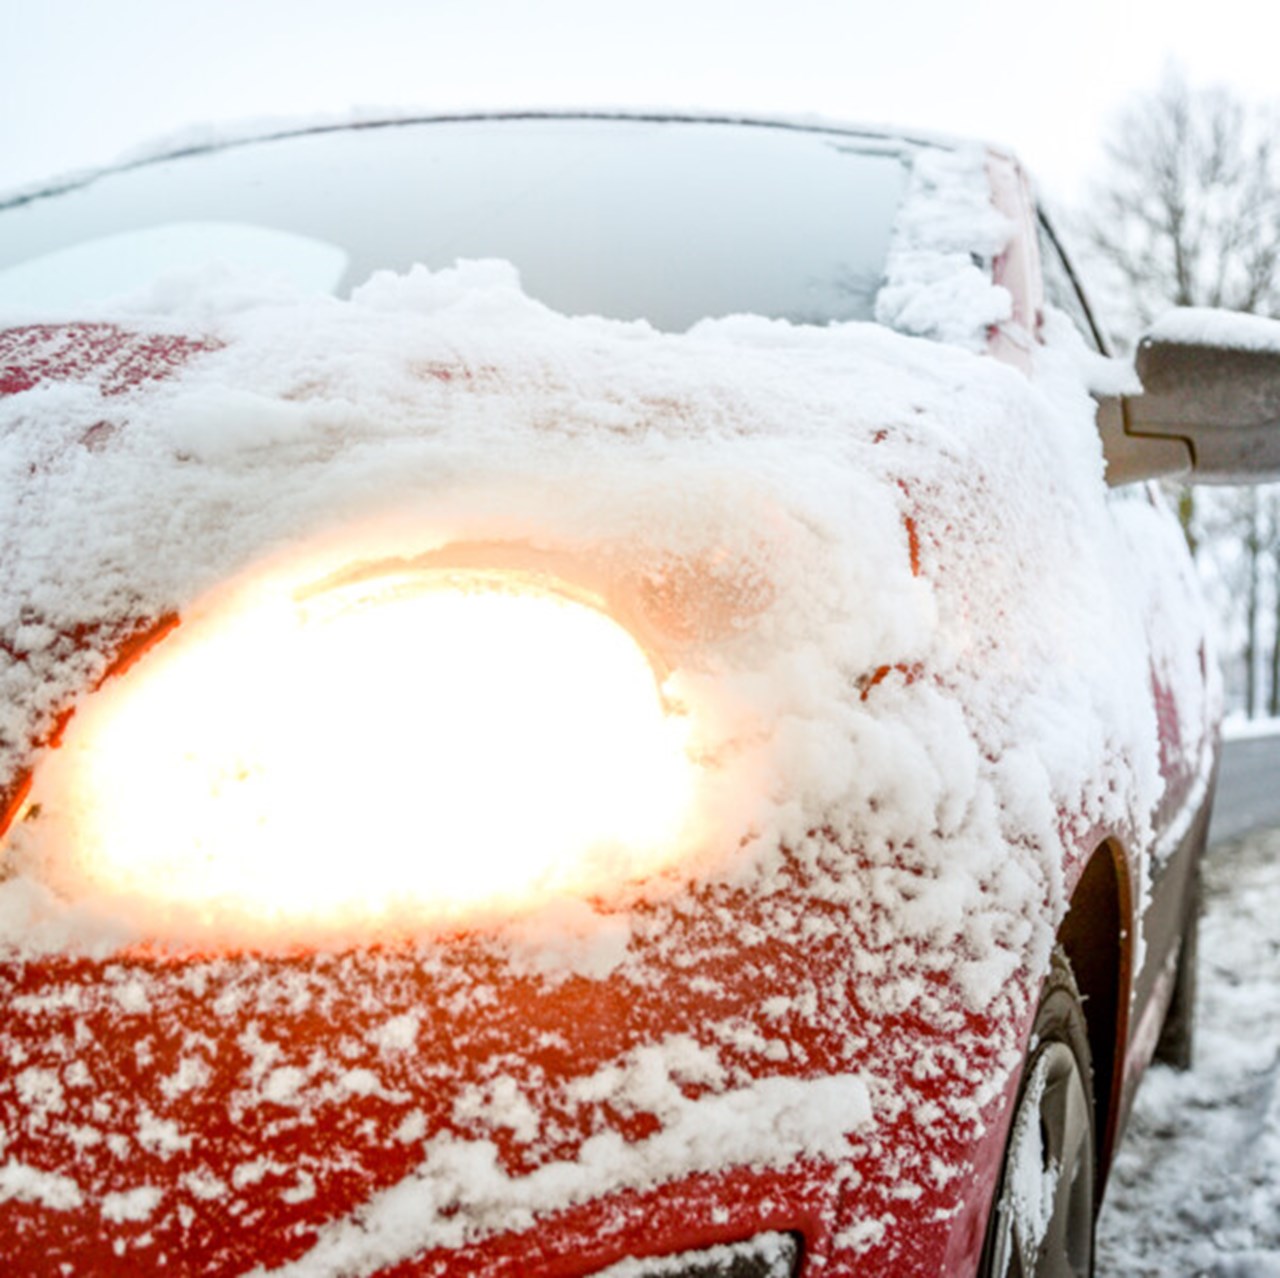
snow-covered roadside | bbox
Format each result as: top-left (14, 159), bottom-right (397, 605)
top-left (1221, 715), bottom-right (1280, 742)
top-left (1097, 824), bottom-right (1280, 1275)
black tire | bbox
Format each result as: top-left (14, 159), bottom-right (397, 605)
top-left (980, 947), bottom-right (1096, 1278)
top-left (1153, 863), bottom-right (1200, 1070)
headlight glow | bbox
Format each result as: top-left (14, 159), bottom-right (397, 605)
top-left (14, 564), bottom-right (696, 940)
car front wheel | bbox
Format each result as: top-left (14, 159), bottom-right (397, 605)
top-left (981, 947), bottom-right (1096, 1278)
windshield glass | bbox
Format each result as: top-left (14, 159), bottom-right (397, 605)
top-left (0, 117), bottom-right (911, 331)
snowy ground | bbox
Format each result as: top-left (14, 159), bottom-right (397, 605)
top-left (1097, 822), bottom-right (1280, 1275)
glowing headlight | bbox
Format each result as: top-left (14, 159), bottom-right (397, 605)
top-left (16, 565), bottom-right (696, 938)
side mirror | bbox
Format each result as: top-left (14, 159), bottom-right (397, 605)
top-left (1099, 308), bottom-right (1280, 486)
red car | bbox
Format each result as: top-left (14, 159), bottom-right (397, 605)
top-left (1, 114), bottom-right (1278, 1277)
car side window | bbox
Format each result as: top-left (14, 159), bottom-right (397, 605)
top-left (1038, 217), bottom-right (1107, 354)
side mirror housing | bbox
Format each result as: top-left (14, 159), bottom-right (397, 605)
top-left (1100, 308), bottom-right (1280, 486)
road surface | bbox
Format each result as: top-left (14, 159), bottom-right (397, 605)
top-left (1209, 730), bottom-right (1280, 845)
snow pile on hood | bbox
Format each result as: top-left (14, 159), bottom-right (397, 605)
top-left (0, 249), bottom-right (1190, 976)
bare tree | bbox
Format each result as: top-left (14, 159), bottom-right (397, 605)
top-left (1086, 66), bottom-right (1280, 333)
top-left (1084, 67), bottom-right (1280, 717)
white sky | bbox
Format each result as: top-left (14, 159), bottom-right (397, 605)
top-left (2, 0), bottom-right (1279, 206)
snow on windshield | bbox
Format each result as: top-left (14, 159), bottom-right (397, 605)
top-left (876, 146), bottom-right (1014, 349)
top-left (0, 117), bottom-right (912, 332)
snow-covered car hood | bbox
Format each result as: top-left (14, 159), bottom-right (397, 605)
top-left (2, 258), bottom-right (1183, 960)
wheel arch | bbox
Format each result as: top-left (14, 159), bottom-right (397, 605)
top-left (1055, 837), bottom-right (1134, 1189)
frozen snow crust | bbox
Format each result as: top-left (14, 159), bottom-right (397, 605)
top-left (0, 251), bottom-right (1212, 1273)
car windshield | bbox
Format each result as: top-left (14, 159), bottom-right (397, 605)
top-left (0, 117), bottom-right (911, 331)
